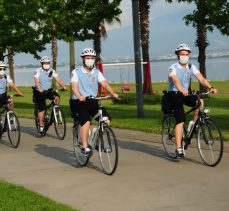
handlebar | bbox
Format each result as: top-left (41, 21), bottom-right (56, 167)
top-left (10, 93), bottom-right (23, 97)
top-left (32, 86), bottom-right (67, 94)
top-left (186, 91), bottom-right (211, 98)
top-left (85, 96), bottom-right (120, 101)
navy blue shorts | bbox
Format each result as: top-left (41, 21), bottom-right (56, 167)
top-left (168, 92), bottom-right (198, 124)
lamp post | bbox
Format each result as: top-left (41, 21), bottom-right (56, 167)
top-left (132, 0), bottom-right (144, 117)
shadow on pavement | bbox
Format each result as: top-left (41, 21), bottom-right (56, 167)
top-left (34, 144), bottom-right (80, 167)
top-left (20, 125), bottom-right (58, 139)
top-left (118, 139), bottom-right (204, 165)
top-left (34, 144), bottom-right (105, 173)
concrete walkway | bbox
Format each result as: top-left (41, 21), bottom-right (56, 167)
top-left (0, 118), bottom-right (229, 211)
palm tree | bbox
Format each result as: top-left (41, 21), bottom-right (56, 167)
top-left (167, 0), bottom-right (229, 92)
top-left (139, 0), bottom-right (153, 95)
top-left (92, 0), bottom-right (121, 62)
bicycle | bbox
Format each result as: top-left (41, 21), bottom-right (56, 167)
top-left (72, 96), bottom-right (119, 175)
top-left (162, 91), bottom-right (223, 167)
top-left (33, 87), bottom-right (66, 140)
top-left (0, 94), bottom-right (21, 148)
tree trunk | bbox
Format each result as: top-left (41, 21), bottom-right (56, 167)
top-left (93, 27), bottom-right (101, 62)
top-left (139, 0), bottom-right (153, 95)
top-left (69, 40), bottom-right (75, 97)
top-left (51, 23), bottom-right (57, 90)
top-left (7, 48), bottom-right (15, 92)
top-left (0, 52), bottom-right (4, 61)
top-left (51, 37), bottom-right (57, 90)
top-left (196, 23), bottom-right (208, 92)
top-left (132, 0), bottom-right (144, 117)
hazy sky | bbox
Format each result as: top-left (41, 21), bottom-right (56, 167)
top-left (14, 0), bottom-right (229, 65)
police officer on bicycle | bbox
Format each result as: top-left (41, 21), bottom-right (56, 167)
top-left (33, 56), bottom-right (67, 132)
top-left (0, 61), bottom-right (23, 111)
top-left (70, 48), bottom-right (118, 156)
top-left (167, 43), bottom-right (217, 158)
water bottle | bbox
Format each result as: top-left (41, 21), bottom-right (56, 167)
top-left (187, 120), bottom-right (194, 133)
top-left (88, 127), bottom-right (97, 146)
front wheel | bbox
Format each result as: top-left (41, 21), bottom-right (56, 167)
top-left (53, 106), bottom-right (66, 140)
top-left (162, 114), bottom-right (177, 158)
top-left (98, 127), bottom-right (118, 175)
top-left (197, 117), bottom-right (223, 167)
top-left (7, 112), bottom-right (20, 148)
top-left (73, 122), bottom-right (89, 166)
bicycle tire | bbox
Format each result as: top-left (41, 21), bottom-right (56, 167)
top-left (7, 112), bottom-right (20, 148)
top-left (98, 126), bottom-right (118, 175)
top-left (162, 114), bottom-right (177, 158)
top-left (34, 106), bottom-right (47, 137)
top-left (0, 116), bottom-right (3, 139)
top-left (197, 117), bottom-right (223, 167)
top-left (73, 122), bottom-right (89, 166)
top-left (53, 106), bottom-right (66, 140)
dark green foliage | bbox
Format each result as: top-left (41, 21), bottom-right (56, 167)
top-left (0, 0), bottom-right (49, 59)
top-left (113, 93), bottom-right (162, 105)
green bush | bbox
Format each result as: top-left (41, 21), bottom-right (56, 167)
top-left (113, 93), bottom-right (162, 105)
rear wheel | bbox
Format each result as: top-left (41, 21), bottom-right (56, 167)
top-left (162, 114), bottom-right (177, 158)
top-left (197, 117), bottom-right (223, 167)
top-left (53, 106), bottom-right (66, 140)
top-left (7, 112), bottom-right (20, 148)
top-left (73, 122), bottom-right (89, 166)
top-left (0, 116), bottom-right (3, 139)
top-left (34, 106), bottom-right (47, 136)
top-left (98, 127), bottom-right (118, 175)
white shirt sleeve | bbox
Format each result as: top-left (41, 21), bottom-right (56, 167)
top-left (98, 71), bottom-right (106, 83)
top-left (191, 64), bottom-right (200, 75)
top-left (6, 75), bottom-right (12, 83)
top-left (70, 69), bottom-right (78, 83)
top-left (168, 66), bottom-right (176, 77)
top-left (34, 69), bottom-right (40, 78)
top-left (52, 70), bottom-right (58, 78)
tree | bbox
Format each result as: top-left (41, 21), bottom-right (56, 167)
top-left (0, 0), bottom-right (49, 60)
top-left (167, 0), bottom-right (229, 91)
top-left (82, 0), bottom-right (122, 62)
top-left (139, 0), bottom-right (153, 95)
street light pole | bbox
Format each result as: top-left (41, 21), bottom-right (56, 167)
top-left (132, 0), bottom-right (144, 117)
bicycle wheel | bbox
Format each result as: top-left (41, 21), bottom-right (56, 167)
top-left (162, 114), bottom-right (177, 158)
top-left (7, 112), bottom-right (20, 148)
top-left (0, 116), bottom-right (3, 139)
top-left (98, 127), bottom-right (118, 175)
top-left (197, 117), bottom-right (223, 167)
top-left (73, 122), bottom-right (89, 166)
top-left (53, 106), bottom-right (66, 140)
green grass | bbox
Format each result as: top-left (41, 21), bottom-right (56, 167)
top-left (0, 180), bottom-right (77, 211)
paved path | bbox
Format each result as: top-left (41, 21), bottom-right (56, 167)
top-left (0, 118), bottom-right (229, 211)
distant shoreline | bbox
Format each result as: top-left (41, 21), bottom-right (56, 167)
top-left (14, 54), bottom-right (229, 69)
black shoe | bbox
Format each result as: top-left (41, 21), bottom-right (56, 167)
top-left (81, 148), bottom-right (92, 157)
top-left (175, 147), bottom-right (184, 159)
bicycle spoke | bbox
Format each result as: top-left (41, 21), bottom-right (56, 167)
top-left (197, 118), bottom-right (223, 167)
top-left (162, 115), bottom-right (177, 158)
top-left (7, 112), bottom-right (21, 148)
top-left (73, 123), bottom-right (89, 166)
top-left (54, 106), bottom-right (66, 140)
top-left (98, 127), bottom-right (118, 175)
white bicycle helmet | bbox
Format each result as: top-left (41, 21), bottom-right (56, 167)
top-left (81, 48), bottom-right (96, 57)
top-left (0, 61), bottom-right (7, 68)
top-left (175, 43), bottom-right (191, 54)
top-left (40, 56), bottom-right (51, 63)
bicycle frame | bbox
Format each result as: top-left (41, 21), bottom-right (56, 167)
top-left (182, 92), bottom-right (211, 148)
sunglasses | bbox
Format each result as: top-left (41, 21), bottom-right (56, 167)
top-left (0, 68), bottom-right (6, 71)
